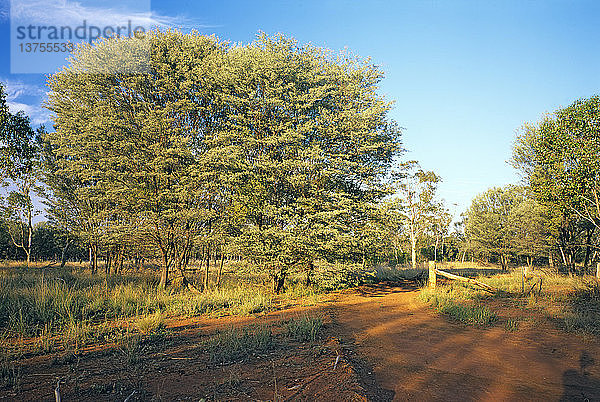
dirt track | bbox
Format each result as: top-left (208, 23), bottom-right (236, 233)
top-left (330, 282), bottom-right (600, 401)
top-left (6, 281), bottom-right (600, 401)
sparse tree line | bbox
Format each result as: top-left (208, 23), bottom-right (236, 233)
top-left (3, 31), bottom-right (598, 289)
top-left (461, 96), bottom-right (600, 274)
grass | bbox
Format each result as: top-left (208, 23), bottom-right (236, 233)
top-left (119, 333), bottom-right (143, 365)
top-left (135, 312), bottom-right (165, 335)
top-left (284, 313), bottom-right (324, 342)
top-left (504, 318), bottom-right (520, 332)
top-left (204, 324), bottom-right (275, 363)
top-left (561, 282), bottom-right (600, 335)
top-left (0, 347), bottom-right (21, 391)
top-left (0, 268), bottom-right (165, 339)
top-left (204, 313), bottom-right (325, 365)
top-left (419, 287), bottom-right (497, 327)
top-left (441, 303), bottom-right (497, 326)
top-left (419, 266), bottom-right (600, 335)
top-left (169, 287), bottom-right (273, 317)
top-left (0, 264), bottom-right (311, 359)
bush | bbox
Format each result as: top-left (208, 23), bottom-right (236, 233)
top-left (312, 262), bottom-right (374, 291)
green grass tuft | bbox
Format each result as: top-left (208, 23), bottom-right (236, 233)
top-left (419, 286), bottom-right (497, 327)
top-left (285, 313), bottom-right (324, 342)
top-left (504, 318), bottom-right (520, 332)
top-left (135, 312), bottom-right (165, 335)
top-left (205, 324), bottom-right (274, 363)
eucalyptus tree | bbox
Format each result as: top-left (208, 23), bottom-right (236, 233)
top-left (0, 83), bottom-right (44, 267)
top-left (507, 198), bottom-right (550, 266)
top-left (465, 186), bottom-right (526, 269)
top-left (387, 163), bottom-right (443, 269)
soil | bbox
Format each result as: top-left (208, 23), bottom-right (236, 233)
top-left (3, 280), bottom-right (600, 401)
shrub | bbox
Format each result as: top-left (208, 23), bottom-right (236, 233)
top-left (312, 262), bottom-right (374, 291)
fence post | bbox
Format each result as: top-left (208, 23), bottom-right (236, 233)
top-left (429, 260), bottom-right (436, 289)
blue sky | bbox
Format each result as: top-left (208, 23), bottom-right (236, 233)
top-left (1, 0), bottom-right (600, 218)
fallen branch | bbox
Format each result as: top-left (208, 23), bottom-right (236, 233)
top-left (434, 269), bottom-right (496, 293)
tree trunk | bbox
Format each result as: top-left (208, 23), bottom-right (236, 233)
top-left (216, 252), bottom-right (225, 288)
top-left (25, 205), bottom-right (33, 268)
top-left (118, 247), bottom-right (124, 275)
top-left (105, 248), bottom-right (112, 275)
top-left (203, 243), bottom-right (211, 291)
top-left (559, 245), bottom-right (568, 273)
top-left (411, 233), bottom-right (417, 269)
top-left (305, 260), bottom-right (314, 287)
top-left (500, 254), bottom-right (507, 271)
top-left (584, 228), bottom-right (594, 274)
top-left (274, 269), bottom-right (286, 294)
top-left (159, 248), bottom-right (169, 290)
top-left (92, 245), bottom-right (98, 275)
top-left (441, 237), bottom-right (445, 262)
top-left (60, 239), bottom-right (73, 268)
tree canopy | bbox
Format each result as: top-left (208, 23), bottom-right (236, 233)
top-left (43, 31), bottom-right (403, 290)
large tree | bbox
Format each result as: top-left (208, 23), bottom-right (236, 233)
top-left (44, 31), bottom-right (402, 290)
top-left (223, 34), bottom-right (401, 291)
top-left (507, 198), bottom-right (550, 267)
top-left (45, 31), bottom-right (230, 286)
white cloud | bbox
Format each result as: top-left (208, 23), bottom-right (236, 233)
top-left (7, 101), bottom-right (50, 126)
top-left (3, 79), bottom-right (46, 100)
top-left (2, 79), bottom-right (50, 126)
top-left (10, 0), bottom-right (199, 30)
top-left (0, 0), bottom-right (8, 21)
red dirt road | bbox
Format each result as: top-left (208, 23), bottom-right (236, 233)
top-left (5, 281), bottom-right (600, 401)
